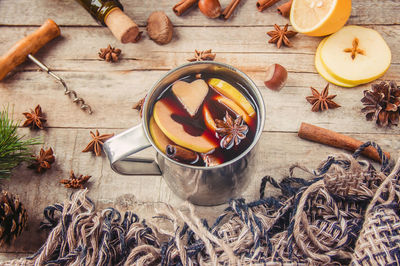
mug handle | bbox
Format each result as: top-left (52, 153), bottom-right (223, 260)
top-left (103, 124), bottom-right (162, 175)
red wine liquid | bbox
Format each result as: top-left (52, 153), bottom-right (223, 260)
top-left (151, 73), bottom-right (259, 166)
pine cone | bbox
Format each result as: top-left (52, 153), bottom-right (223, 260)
top-left (0, 191), bottom-right (27, 246)
top-left (361, 81), bottom-right (400, 127)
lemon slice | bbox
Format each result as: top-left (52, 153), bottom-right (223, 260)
top-left (290, 0), bottom-right (351, 36)
top-left (315, 37), bottom-right (356, 88)
top-left (208, 78), bottom-right (256, 118)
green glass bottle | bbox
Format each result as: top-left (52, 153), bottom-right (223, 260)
top-left (75, 0), bottom-right (124, 26)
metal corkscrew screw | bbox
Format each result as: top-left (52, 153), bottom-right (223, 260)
top-left (27, 54), bottom-right (93, 114)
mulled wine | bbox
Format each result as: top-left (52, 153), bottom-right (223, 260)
top-left (149, 73), bottom-right (259, 167)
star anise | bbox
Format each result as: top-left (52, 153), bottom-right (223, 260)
top-left (267, 24), bottom-right (298, 49)
top-left (344, 38), bottom-right (365, 60)
top-left (29, 148), bottom-right (55, 173)
top-left (22, 105), bottom-right (46, 130)
top-left (187, 49), bottom-right (216, 62)
top-left (132, 96), bottom-right (146, 117)
top-left (361, 81), bottom-right (400, 127)
top-left (82, 130), bottom-right (114, 156)
top-left (215, 111), bottom-right (248, 149)
top-left (60, 170), bottom-right (91, 189)
top-left (306, 84), bottom-right (341, 112)
top-left (98, 45), bottom-right (121, 62)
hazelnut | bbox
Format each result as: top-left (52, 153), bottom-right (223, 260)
top-left (264, 64), bottom-right (288, 91)
top-left (198, 0), bottom-right (222, 18)
top-left (146, 11), bottom-right (173, 45)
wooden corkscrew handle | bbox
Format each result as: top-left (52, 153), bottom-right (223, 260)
top-left (0, 19), bottom-right (61, 81)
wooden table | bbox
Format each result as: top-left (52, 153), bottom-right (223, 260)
top-left (0, 0), bottom-right (399, 261)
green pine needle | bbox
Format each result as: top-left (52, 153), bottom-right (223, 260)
top-left (0, 107), bottom-right (41, 179)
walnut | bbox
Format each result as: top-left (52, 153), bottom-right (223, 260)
top-left (146, 11), bottom-right (173, 45)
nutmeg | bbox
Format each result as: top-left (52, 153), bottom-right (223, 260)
top-left (146, 11), bottom-right (173, 45)
top-left (264, 63), bottom-right (288, 91)
top-left (198, 0), bottom-right (222, 18)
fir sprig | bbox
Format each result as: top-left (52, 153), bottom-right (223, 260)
top-left (0, 107), bottom-right (41, 179)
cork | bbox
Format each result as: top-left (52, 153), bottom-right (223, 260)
top-left (105, 8), bottom-right (140, 43)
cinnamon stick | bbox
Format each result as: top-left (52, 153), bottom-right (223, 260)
top-left (277, 0), bottom-right (292, 17)
top-left (222, 0), bottom-right (241, 20)
top-left (257, 0), bottom-right (282, 12)
top-left (298, 122), bottom-right (390, 162)
top-left (173, 0), bottom-right (198, 16)
top-left (166, 145), bottom-right (199, 163)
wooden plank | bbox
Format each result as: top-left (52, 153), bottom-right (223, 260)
top-left (0, 129), bottom-right (398, 254)
top-left (0, 26), bottom-right (317, 56)
top-left (1, 25), bottom-right (399, 63)
top-left (0, 0), bottom-right (398, 26)
top-left (2, 53), bottom-right (397, 78)
top-left (1, 70), bottom-right (399, 135)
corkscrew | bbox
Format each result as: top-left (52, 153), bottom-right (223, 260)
top-left (27, 54), bottom-right (92, 114)
top-left (0, 19), bottom-right (93, 114)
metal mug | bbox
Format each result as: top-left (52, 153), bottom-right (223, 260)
top-left (103, 61), bottom-right (265, 206)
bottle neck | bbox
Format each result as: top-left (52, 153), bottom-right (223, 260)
top-left (76, 0), bottom-right (124, 25)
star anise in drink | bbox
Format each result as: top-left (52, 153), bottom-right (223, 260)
top-left (29, 148), bottom-right (55, 173)
top-left (82, 130), bottom-right (114, 156)
top-left (306, 84), bottom-right (341, 112)
top-left (187, 49), bottom-right (216, 62)
top-left (60, 170), bottom-right (91, 189)
top-left (22, 105), bottom-right (46, 130)
top-left (215, 112), bottom-right (248, 149)
top-left (267, 24), bottom-right (297, 49)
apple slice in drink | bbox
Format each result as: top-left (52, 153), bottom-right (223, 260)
top-left (208, 78), bottom-right (256, 118)
top-left (153, 99), bottom-right (218, 153)
top-left (149, 116), bottom-right (174, 153)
